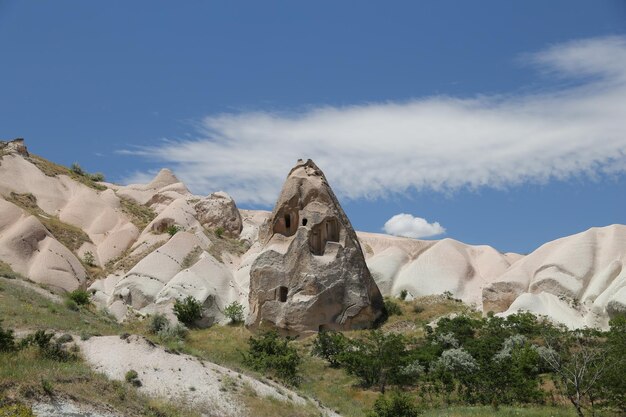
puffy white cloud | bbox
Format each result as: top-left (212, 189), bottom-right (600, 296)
top-left (121, 36), bottom-right (626, 206)
top-left (383, 213), bottom-right (445, 239)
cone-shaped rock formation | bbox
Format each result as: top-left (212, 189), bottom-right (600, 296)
top-left (247, 159), bottom-right (384, 334)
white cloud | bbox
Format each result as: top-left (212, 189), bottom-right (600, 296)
top-left (383, 213), bottom-right (445, 239)
top-left (122, 36), bottom-right (626, 206)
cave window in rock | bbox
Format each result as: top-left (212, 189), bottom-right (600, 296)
top-left (302, 218), bottom-right (308, 226)
top-left (325, 219), bottom-right (339, 242)
top-left (278, 286), bottom-right (288, 302)
top-left (284, 214), bottom-right (291, 229)
top-left (273, 211), bottom-right (299, 237)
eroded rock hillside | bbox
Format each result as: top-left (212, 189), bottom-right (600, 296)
top-left (1, 139), bottom-right (625, 329)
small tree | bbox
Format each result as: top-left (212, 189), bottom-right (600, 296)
top-left (367, 391), bottom-right (422, 417)
top-left (223, 301), bottom-right (244, 324)
top-left (312, 330), bottom-right (348, 368)
top-left (173, 296), bottom-right (202, 326)
top-left (540, 329), bottom-right (610, 417)
top-left (339, 330), bottom-right (410, 393)
top-left (243, 331), bottom-right (301, 385)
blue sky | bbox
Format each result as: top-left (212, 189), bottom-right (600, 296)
top-left (1, 1), bottom-right (625, 254)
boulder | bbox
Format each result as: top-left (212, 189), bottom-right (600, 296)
top-left (247, 159), bottom-right (384, 335)
top-left (194, 191), bottom-right (243, 236)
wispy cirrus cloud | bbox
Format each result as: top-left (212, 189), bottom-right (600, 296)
top-left (121, 36), bottom-right (626, 206)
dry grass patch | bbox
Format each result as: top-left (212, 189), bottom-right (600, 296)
top-left (27, 155), bottom-right (106, 191)
top-left (119, 197), bottom-right (156, 230)
top-left (238, 382), bottom-right (320, 417)
top-left (0, 261), bottom-right (24, 280)
top-left (6, 192), bottom-right (92, 253)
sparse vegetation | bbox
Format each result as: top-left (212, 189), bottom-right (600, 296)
top-left (223, 301), bottom-right (245, 324)
top-left (215, 226), bottom-right (225, 238)
top-left (83, 251), bottom-right (96, 266)
top-left (400, 289), bottom-right (409, 301)
top-left (0, 261), bottom-right (23, 280)
top-left (28, 154), bottom-right (107, 191)
top-left (148, 313), bottom-right (170, 334)
top-left (125, 369), bottom-right (142, 387)
top-left (173, 296), bottom-right (203, 326)
top-left (119, 196), bottom-right (156, 230)
top-left (181, 246), bottom-right (203, 269)
top-left (384, 297), bottom-right (403, 317)
top-left (167, 224), bottom-right (181, 237)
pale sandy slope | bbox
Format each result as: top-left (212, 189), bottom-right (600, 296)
top-left (78, 335), bottom-right (337, 417)
top-left (484, 224), bottom-right (626, 329)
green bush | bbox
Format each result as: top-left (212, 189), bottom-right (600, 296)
top-left (125, 369), bottom-right (142, 387)
top-left (64, 298), bottom-right (79, 311)
top-left (68, 289), bottom-right (91, 306)
top-left (0, 321), bottom-right (16, 352)
top-left (83, 251), bottom-right (96, 267)
top-left (366, 392), bottom-right (422, 417)
top-left (167, 224), bottom-right (181, 237)
top-left (215, 227), bottom-right (225, 238)
top-left (89, 172), bottom-right (105, 182)
top-left (312, 330), bottom-right (348, 368)
top-left (223, 301), bottom-right (245, 324)
top-left (384, 298), bottom-right (402, 316)
top-left (70, 162), bottom-right (84, 175)
top-left (21, 330), bottom-right (75, 361)
top-left (148, 313), bottom-right (170, 334)
top-left (157, 323), bottom-right (188, 343)
top-left (243, 331), bottom-right (301, 385)
top-left (173, 296), bottom-right (202, 326)
top-left (399, 289), bottom-right (408, 301)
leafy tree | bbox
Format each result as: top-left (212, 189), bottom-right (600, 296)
top-left (539, 329), bottom-right (610, 417)
top-left (599, 316), bottom-right (626, 412)
top-left (366, 391), bottom-right (422, 417)
top-left (173, 296), bottom-right (202, 326)
top-left (223, 301), bottom-right (245, 324)
top-left (339, 330), bottom-right (410, 393)
top-left (312, 330), bottom-right (348, 368)
top-left (243, 331), bottom-right (301, 385)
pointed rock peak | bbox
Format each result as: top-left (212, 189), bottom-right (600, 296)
top-left (0, 138), bottom-right (29, 157)
top-left (147, 168), bottom-right (180, 190)
top-left (248, 159), bottom-right (384, 335)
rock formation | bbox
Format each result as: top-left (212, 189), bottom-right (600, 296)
top-left (194, 191), bottom-right (243, 236)
top-left (247, 159), bottom-right (385, 335)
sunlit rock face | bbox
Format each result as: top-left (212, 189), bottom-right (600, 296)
top-left (247, 159), bottom-right (385, 335)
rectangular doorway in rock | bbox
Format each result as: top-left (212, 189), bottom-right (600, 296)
top-left (278, 286), bottom-right (288, 302)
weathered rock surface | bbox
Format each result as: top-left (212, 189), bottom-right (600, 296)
top-left (485, 224), bottom-right (626, 329)
top-left (194, 191), bottom-right (243, 236)
top-left (247, 159), bottom-right (384, 334)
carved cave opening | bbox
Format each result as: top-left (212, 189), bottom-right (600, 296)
top-left (278, 286), bottom-right (288, 302)
top-left (309, 218), bottom-right (340, 256)
top-left (273, 210), bottom-right (299, 237)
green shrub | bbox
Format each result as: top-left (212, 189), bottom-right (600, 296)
top-left (243, 331), bottom-right (301, 385)
top-left (89, 172), bottom-right (105, 182)
top-left (399, 289), bottom-right (408, 301)
top-left (167, 225), bottom-right (181, 237)
top-left (70, 162), bottom-right (84, 176)
top-left (0, 321), bottom-right (16, 352)
top-left (384, 298), bottom-right (402, 316)
top-left (157, 323), bottom-right (188, 343)
top-left (21, 330), bottom-right (75, 361)
top-left (41, 378), bottom-right (54, 396)
top-left (223, 301), bottom-right (245, 324)
top-left (173, 296), bottom-right (202, 326)
top-left (68, 289), bottom-right (91, 306)
top-left (64, 298), bottom-right (79, 311)
top-left (366, 391), bottom-right (422, 417)
top-left (215, 227), bottom-right (225, 238)
top-left (148, 313), bottom-right (170, 334)
top-left (125, 369), bottom-right (141, 387)
top-left (83, 251), bottom-right (96, 267)
top-left (412, 304), bottom-right (424, 314)
top-left (312, 330), bottom-right (348, 368)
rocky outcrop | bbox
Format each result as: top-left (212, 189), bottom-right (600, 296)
top-left (194, 191), bottom-right (243, 236)
top-left (0, 138), bottom-right (29, 157)
top-left (247, 159), bottom-right (384, 335)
